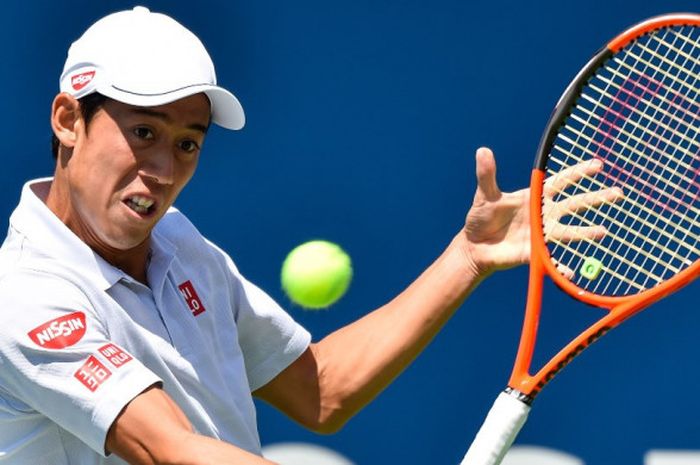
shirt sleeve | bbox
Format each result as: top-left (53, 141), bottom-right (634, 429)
top-left (0, 270), bottom-right (161, 456)
top-left (205, 240), bottom-right (312, 391)
top-left (234, 272), bottom-right (312, 391)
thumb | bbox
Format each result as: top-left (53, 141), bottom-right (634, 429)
top-left (474, 147), bottom-right (502, 202)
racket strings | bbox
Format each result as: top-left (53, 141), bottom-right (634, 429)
top-left (595, 65), bottom-right (699, 141)
top-left (659, 28), bottom-right (700, 66)
top-left (546, 154), bottom-right (699, 251)
top-left (553, 129), bottom-right (699, 230)
top-left (591, 43), bottom-right (700, 188)
top-left (626, 35), bottom-right (700, 96)
top-left (543, 171), bottom-right (690, 288)
top-left (556, 27), bottom-right (700, 247)
top-left (549, 61), bottom-right (698, 262)
top-left (552, 30), bottom-right (680, 295)
top-left (544, 24), bottom-right (700, 296)
top-left (545, 163), bottom-right (695, 275)
top-left (590, 26), bottom-right (698, 294)
top-left (584, 77), bottom-right (700, 170)
top-left (569, 101), bottom-right (698, 190)
top-left (547, 236), bottom-right (649, 290)
top-left (595, 69), bottom-right (700, 170)
top-left (600, 25), bottom-right (700, 293)
top-left (607, 27), bottom-right (696, 292)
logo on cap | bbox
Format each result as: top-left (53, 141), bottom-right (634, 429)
top-left (28, 311), bottom-right (87, 349)
top-left (71, 71), bottom-right (96, 91)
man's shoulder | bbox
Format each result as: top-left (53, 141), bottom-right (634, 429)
top-left (0, 229), bottom-right (94, 296)
top-left (155, 207), bottom-right (241, 279)
top-left (0, 265), bottom-right (93, 336)
top-left (156, 207), bottom-right (231, 256)
top-left (0, 263), bottom-right (88, 302)
top-left (155, 207), bottom-right (203, 243)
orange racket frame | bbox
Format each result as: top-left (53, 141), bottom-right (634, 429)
top-left (507, 13), bottom-right (700, 400)
top-left (509, 170), bottom-right (700, 398)
top-left (462, 13), bottom-right (700, 465)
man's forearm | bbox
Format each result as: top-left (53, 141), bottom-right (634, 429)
top-left (311, 231), bottom-right (485, 430)
top-left (107, 387), bottom-right (277, 465)
top-left (170, 434), bottom-right (277, 465)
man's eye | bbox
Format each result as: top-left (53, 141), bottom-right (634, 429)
top-left (179, 140), bottom-right (200, 153)
top-left (134, 127), bottom-right (154, 139)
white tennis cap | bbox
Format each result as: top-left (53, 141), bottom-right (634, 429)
top-left (59, 6), bottom-right (245, 130)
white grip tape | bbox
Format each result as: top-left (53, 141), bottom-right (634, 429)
top-left (460, 391), bottom-right (531, 465)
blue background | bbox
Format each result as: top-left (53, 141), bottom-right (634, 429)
top-left (3, 2), bottom-right (699, 464)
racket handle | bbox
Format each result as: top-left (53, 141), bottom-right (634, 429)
top-left (460, 390), bottom-right (531, 465)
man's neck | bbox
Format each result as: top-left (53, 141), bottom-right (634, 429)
top-left (41, 180), bottom-right (152, 286)
top-left (100, 241), bottom-right (151, 285)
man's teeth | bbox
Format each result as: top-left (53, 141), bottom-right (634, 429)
top-left (127, 196), bottom-right (154, 213)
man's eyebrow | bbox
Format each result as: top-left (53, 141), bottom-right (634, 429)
top-left (131, 108), bottom-right (210, 134)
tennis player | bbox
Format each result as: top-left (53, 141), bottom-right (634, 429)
top-left (0, 6), bottom-right (607, 465)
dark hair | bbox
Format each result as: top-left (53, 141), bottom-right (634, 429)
top-left (51, 93), bottom-right (110, 159)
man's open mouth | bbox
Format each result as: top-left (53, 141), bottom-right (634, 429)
top-left (124, 195), bottom-right (156, 215)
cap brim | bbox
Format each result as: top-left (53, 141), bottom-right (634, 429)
top-left (202, 86), bottom-right (246, 130)
top-left (97, 83), bottom-right (245, 130)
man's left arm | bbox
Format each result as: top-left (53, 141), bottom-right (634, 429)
top-left (254, 148), bottom-right (616, 433)
top-left (254, 148), bottom-right (522, 432)
top-left (254, 224), bottom-right (482, 433)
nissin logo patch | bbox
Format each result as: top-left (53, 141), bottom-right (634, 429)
top-left (28, 312), bottom-right (87, 349)
top-left (71, 71), bottom-right (95, 91)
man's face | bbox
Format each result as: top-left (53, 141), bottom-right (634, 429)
top-left (54, 94), bottom-right (210, 252)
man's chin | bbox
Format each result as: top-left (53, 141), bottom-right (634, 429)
top-left (100, 229), bottom-right (152, 254)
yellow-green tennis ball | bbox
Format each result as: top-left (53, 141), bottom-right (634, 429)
top-left (281, 240), bottom-right (353, 309)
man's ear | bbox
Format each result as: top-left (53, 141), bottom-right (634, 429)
top-left (51, 93), bottom-right (81, 149)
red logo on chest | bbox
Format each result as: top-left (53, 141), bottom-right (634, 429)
top-left (28, 312), bottom-right (87, 349)
top-left (178, 280), bottom-right (206, 316)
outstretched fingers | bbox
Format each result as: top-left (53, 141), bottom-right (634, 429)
top-left (545, 222), bottom-right (608, 243)
top-left (552, 186), bottom-right (625, 218)
top-left (543, 158), bottom-right (603, 199)
top-left (542, 157), bottom-right (625, 244)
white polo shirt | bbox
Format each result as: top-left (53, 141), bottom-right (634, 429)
top-left (0, 179), bottom-right (311, 464)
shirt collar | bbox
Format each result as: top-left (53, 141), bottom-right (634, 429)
top-left (10, 178), bottom-right (176, 291)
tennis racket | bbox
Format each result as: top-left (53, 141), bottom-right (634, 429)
top-left (461, 13), bottom-right (700, 465)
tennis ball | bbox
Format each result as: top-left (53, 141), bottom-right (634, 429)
top-left (281, 240), bottom-right (352, 309)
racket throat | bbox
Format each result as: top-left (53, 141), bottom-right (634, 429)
top-left (511, 323), bottom-right (613, 399)
top-left (503, 386), bottom-right (534, 406)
